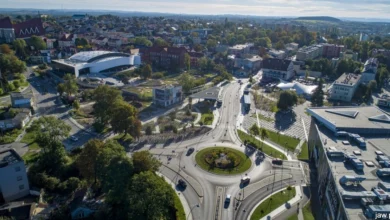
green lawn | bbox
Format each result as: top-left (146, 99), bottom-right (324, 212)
top-left (200, 112), bottom-right (214, 125)
top-left (21, 130), bottom-right (41, 150)
top-left (252, 113), bottom-right (275, 122)
top-left (264, 129), bottom-right (300, 152)
top-left (172, 191), bottom-right (186, 220)
top-left (250, 188), bottom-right (296, 220)
top-left (22, 151), bottom-right (40, 165)
top-left (288, 214), bottom-right (299, 220)
top-left (125, 87), bottom-right (153, 101)
top-left (237, 130), bottom-right (286, 160)
top-left (302, 201), bottom-right (315, 220)
top-left (0, 129), bottom-right (22, 144)
top-left (113, 133), bottom-right (133, 144)
top-left (298, 141), bottom-right (309, 160)
top-left (195, 147), bottom-right (252, 175)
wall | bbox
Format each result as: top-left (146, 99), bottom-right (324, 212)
top-left (74, 56), bottom-right (132, 77)
top-left (0, 160), bottom-right (30, 202)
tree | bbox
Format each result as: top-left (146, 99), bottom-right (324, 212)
top-left (193, 44), bottom-right (203, 52)
top-left (206, 39), bottom-right (217, 49)
top-left (368, 80), bottom-right (377, 92)
top-left (145, 126), bottom-right (153, 135)
top-left (0, 52), bottom-right (26, 92)
top-left (30, 116), bottom-right (71, 146)
top-left (96, 140), bottom-right (127, 183)
top-left (0, 44), bottom-right (12, 54)
top-left (93, 85), bottom-right (123, 125)
top-left (57, 83), bottom-right (65, 96)
top-left (110, 100), bottom-right (141, 139)
top-left (132, 151), bottom-right (161, 174)
top-left (75, 38), bottom-right (89, 47)
top-left (311, 79), bottom-right (324, 107)
top-left (128, 172), bottom-right (174, 220)
top-left (75, 139), bottom-right (104, 183)
top-left (63, 73), bottom-right (78, 99)
top-left (141, 64), bottom-right (152, 80)
top-left (154, 38), bottom-right (169, 47)
top-left (184, 53), bottom-right (191, 70)
top-left (275, 41), bottom-right (285, 50)
top-left (72, 100), bottom-right (80, 110)
top-left (277, 90), bottom-right (298, 111)
top-left (249, 76), bottom-right (254, 84)
top-left (249, 124), bottom-right (260, 136)
top-left (178, 72), bottom-right (195, 93)
top-left (29, 35), bottom-right (47, 50)
top-left (260, 128), bottom-right (269, 150)
top-left (169, 110), bottom-right (176, 121)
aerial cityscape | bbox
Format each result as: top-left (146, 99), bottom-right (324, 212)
top-left (1, 1), bottom-right (390, 220)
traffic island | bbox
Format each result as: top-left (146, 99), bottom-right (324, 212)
top-left (195, 147), bottom-right (252, 175)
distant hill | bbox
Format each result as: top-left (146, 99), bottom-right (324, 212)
top-left (295, 16), bottom-right (341, 22)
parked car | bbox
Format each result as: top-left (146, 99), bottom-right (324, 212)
top-left (187, 147), bottom-right (195, 155)
top-left (178, 179), bottom-right (187, 189)
top-left (272, 159), bottom-right (283, 165)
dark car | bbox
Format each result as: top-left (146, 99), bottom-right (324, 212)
top-left (178, 179), bottom-right (187, 189)
top-left (272, 159), bottom-right (283, 165)
top-left (187, 147), bottom-right (195, 156)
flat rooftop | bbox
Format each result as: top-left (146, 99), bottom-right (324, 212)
top-left (0, 149), bottom-right (22, 167)
top-left (334, 73), bottom-right (361, 86)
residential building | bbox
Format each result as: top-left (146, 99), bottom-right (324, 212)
top-left (13, 17), bottom-right (45, 39)
top-left (10, 93), bottom-right (34, 108)
top-left (58, 34), bottom-right (77, 48)
top-left (360, 33), bottom-right (369, 42)
top-left (361, 58), bottom-right (379, 83)
top-left (107, 38), bottom-right (122, 48)
top-left (140, 46), bottom-right (187, 69)
top-left (0, 108), bottom-right (32, 131)
top-left (0, 149), bottom-right (30, 202)
top-left (0, 17), bottom-right (15, 43)
top-left (306, 106), bottom-right (390, 220)
top-left (296, 44), bottom-right (323, 61)
top-left (262, 58), bottom-right (294, 80)
top-left (329, 73), bottom-right (362, 102)
top-left (340, 50), bottom-right (358, 61)
top-left (372, 49), bottom-right (390, 66)
top-left (234, 55), bottom-right (263, 76)
top-left (377, 94), bottom-right (390, 107)
top-left (70, 189), bottom-right (95, 219)
top-left (153, 85), bottom-right (183, 107)
top-left (92, 36), bottom-right (108, 46)
top-left (322, 43), bottom-right (345, 58)
top-left (30, 50), bottom-right (51, 64)
top-left (268, 49), bottom-right (286, 59)
top-left (228, 43), bottom-right (253, 56)
top-left (171, 36), bottom-right (186, 45)
top-left (45, 38), bottom-right (56, 49)
top-left (285, 43), bottom-right (299, 51)
top-left (188, 52), bottom-right (204, 68)
top-left (215, 44), bottom-right (229, 53)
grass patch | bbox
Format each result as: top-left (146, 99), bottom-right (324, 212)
top-left (195, 147), bottom-right (252, 175)
top-left (113, 133), bottom-right (133, 143)
top-left (298, 141), bottom-right (309, 160)
top-left (125, 87), bottom-right (153, 101)
top-left (172, 191), bottom-right (185, 220)
top-left (237, 130), bottom-right (286, 160)
top-left (252, 113), bottom-right (275, 122)
top-left (22, 151), bottom-right (40, 165)
top-left (302, 201), bottom-right (315, 220)
top-left (0, 129), bottom-right (22, 144)
top-left (21, 129), bottom-right (41, 150)
top-left (200, 112), bottom-right (214, 125)
top-left (264, 129), bottom-right (300, 152)
top-left (250, 188), bottom-right (296, 220)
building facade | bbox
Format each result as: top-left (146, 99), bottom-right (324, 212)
top-left (228, 44), bottom-right (252, 56)
top-left (0, 149), bottom-right (30, 202)
top-left (0, 17), bottom-right (15, 43)
top-left (153, 85), bottom-right (182, 107)
top-left (10, 93), bottom-right (34, 108)
top-left (262, 58), bottom-right (294, 80)
top-left (330, 73), bottom-right (362, 102)
top-left (140, 46), bottom-right (187, 69)
top-left (296, 44), bottom-right (323, 61)
top-left (361, 58), bottom-right (379, 83)
top-left (322, 44), bottom-right (345, 58)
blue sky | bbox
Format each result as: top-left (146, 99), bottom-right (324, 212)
top-left (2, 0), bottom-right (390, 18)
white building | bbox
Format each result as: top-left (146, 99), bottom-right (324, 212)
top-left (276, 81), bottom-right (318, 99)
top-left (0, 149), bottom-right (30, 202)
top-left (329, 73), bottom-right (362, 102)
top-left (262, 58), bottom-right (295, 80)
top-left (228, 43), bottom-right (253, 56)
top-left (153, 85), bottom-right (183, 107)
top-left (52, 51), bottom-right (140, 77)
top-left (296, 44), bottom-right (323, 61)
top-left (268, 49), bottom-right (286, 59)
top-left (361, 58), bottom-right (379, 83)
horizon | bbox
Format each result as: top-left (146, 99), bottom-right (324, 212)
top-left (1, 0), bottom-right (390, 20)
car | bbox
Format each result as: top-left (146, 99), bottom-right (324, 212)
top-left (178, 179), bottom-right (187, 189)
top-left (225, 194), bottom-right (231, 204)
top-left (241, 176), bottom-right (251, 185)
top-left (187, 147), bottom-right (195, 155)
top-left (70, 136), bottom-right (79, 142)
top-left (272, 159), bottom-right (283, 165)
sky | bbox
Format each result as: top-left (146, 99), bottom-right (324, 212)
top-left (2, 0), bottom-right (390, 19)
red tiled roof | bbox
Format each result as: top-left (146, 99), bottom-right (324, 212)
top-left (0, 17), bottom-right (12, 29)
top-left (13, 18), bottom-right (45, 38)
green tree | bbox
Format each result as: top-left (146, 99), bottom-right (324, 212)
top-left (0, 52), bottom-right (26, 92)
top-left (132, 151), bottom-right (161, 174)
top-left (72, 100), bottom-right (80, 110)
top-left (57, 83), bottom-right (65, 96)
top-left (93, 85), bottom-right (123, 125)
top-left (30, 116), bottom-right (71, 146)
top-left (96, 140), bottom-right (127, 183)
top-left (141, 64), bottom-right (152, 80)
top-left (178, 72), bottom-right (195, 93)
top-left (184, 53), bottom-right (191, 70)
top-left (75, 38), bottom-right (89, 47)
top-left (75, 139), bottom-right (104, 183)
top-left (277, 90), bottom-right (298, 110)
top-left (12, 39), bottom-right (27, 58)
top-left (311, 79), bottom-right (324, 107)
top-left (128, 171), bottom-right (174, 220)
top-left (29, 35), bottom-right (47, 50)
top-left (145, 126), bottom-right (153, 135)
top-left (154, 38), bottom-right (169, 47)
top-left (260, 128), bottom-right (269, 150)
top-left (249, 124), bottom-right (260, 136)
top-left (110, 100), bottom-right (142, 139)
top-left (275, 41), bottom-right (285, 50)
top-left (0, 44), bottom-right (12, 54)
top-left (63, 73), bottom-right (78, 98)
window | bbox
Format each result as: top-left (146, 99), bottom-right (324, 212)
top-left (17, 176), bottom-right (22, 181)
top-left (19, 185), bottom-right (24, 190)
top-left (15, 166), bottom-right (21, 172)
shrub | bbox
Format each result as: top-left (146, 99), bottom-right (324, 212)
top-left (145, 126), bottom-right (153, 135)
top-left (7, 83), bottom-right (15, 91)
top-left (172, 126), bottom-right (178, 134)
top-left (152, 72), bottom-right (164, 79)
top-left (0, 88), bottom-right (3, 95)
top-left (186, 108), bottom-right (192, 116)
top-left (93, 122), bottom-right (105, 133)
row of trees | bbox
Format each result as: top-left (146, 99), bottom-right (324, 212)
top-left (0, 44), bottom-right (27, 92)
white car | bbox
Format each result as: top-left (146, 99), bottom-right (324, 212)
top-left (70, 136), bottom-right (79, 142)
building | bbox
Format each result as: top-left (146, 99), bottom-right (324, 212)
top-left (262, 58), bottom-right (295, 80)
top-left (58, 34), bottom-right (77, 48)
top-left (107, 38), bottom-right (122, 48)
top-left (322, 43), bottom-right (345, 58)
top-left (340, 50), bottom-right (358, 61)
top-left (13, 18), bottom-right (45, 39)
top-left (188, 52), bottom-right (204, 68)
top-left (276, 81), bottom-right (318, 99)
top-left (228, 44), bottom-right (252, 56)
top-left (306, 106), bottom-right (390, 220)
top-left (153, 85), bottom-right (182, 107)
top-left (52, 51), bottom-right (139, 77)
top-left (329, 73), bottom-right (362, 102)
top-left (372, 49), bottom-right (390, 58)
top-left (0, 149), bottom-right (30, 202)
top-left (0, 17), bottom-right (15, 43)
top-left (234, 55), bottom-right (263, 76)
top-left (10, 93), bottom-right (34, 108)
top-left (72, 14), bottom-right (88, 20)
top-left (377, 94), bottom-right (390, 108)
top-left (268, 49), bottom-right (286, 59)
top-left (361, 58), bottom-right (379, 83)
top-left (140, 46), bottom-right (187, 69)
top-left (92, 37), bottom-right (108, 46)
top-left (285, 43), bottom-right (299, 51)
top-left (29, 50), bottom-right (51, 64)
top-left (296, 44), bottom-right (323, 61)
top-left (360, 33), bottom-right (369, 42)
top-left (0, 108), bottom-right (32, 131)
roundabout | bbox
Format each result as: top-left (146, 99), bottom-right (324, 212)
top-left (195, 147), bottom-right (252, 175)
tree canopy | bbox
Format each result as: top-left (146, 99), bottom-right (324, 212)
top-left (277, 90), bottom-right (298, 110)
top-left (93, 85), bottom-right (123, 125)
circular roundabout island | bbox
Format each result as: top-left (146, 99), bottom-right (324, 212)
top-left (195, 147), bottom-right (252, 175)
